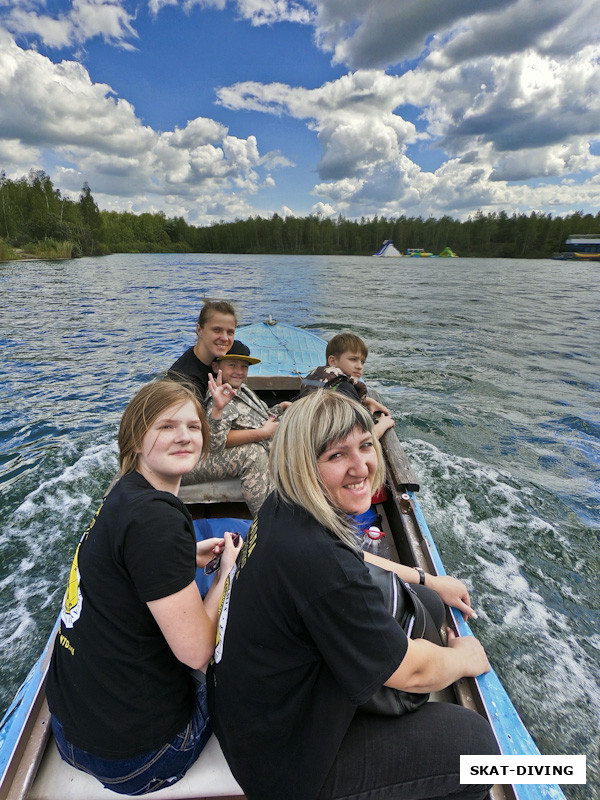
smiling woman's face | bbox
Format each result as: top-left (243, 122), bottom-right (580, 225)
top-left (317, 425), bottom-right (377, 515)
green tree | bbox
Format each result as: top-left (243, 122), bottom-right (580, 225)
top-left (77, 182), bottom-right (103, 254)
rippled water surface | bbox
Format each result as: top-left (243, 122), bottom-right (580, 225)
top-left (1, 254), bottom-right (598, 797)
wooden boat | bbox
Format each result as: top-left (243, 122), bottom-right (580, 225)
top-left (0, 320), bottom-right (567, 800)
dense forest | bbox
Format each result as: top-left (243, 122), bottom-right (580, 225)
top-left (1, 170), bottom-right (598, 260)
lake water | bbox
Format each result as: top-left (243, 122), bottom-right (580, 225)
top-left (1, 253), bottom-right (598, 797)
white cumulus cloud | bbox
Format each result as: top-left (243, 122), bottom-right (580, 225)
top-left (0, 31), bottom-right (290, 223)
top-left (1, 0), bottom-right (137, 48)
top-left (214, 0), bottom-right (600, 220)
top-left (148, 0), bottom-right (311, 23)
top-left (1, 0), bottom-right (599, 222)
top-left (311, 0), bottom-right (600, 71)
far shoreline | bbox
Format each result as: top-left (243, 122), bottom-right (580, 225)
top-left (1, 251), bottom-right (575, 261)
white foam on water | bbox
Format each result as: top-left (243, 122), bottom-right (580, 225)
top-left (1, 441), bottom-right (118, 675)
top-left (403, 437), bottom-right (600, 761)
top-left (14, 442), bottom-right (117, 518)
top-left (0, 612), bottom-right (34, 647)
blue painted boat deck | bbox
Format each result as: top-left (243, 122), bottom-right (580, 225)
top-left (238, 320), bottom-right (326, 377)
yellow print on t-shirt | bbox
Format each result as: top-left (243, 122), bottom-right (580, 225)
top-left (60, 500), bottom-right (104, 630)
top-left (58, 629), bottom-right (75, 655)
top-left (214, 519), bottom-right (258, 663)
top-left (234, 518), bottom-right (258, 577)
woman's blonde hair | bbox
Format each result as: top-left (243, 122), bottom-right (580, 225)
top-left (269, 390), bottom-right (385, 549)
top-left (118, 379), bottom-right (209, 474)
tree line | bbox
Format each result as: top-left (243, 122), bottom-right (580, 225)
top-left (0, 170), bottom-right (102, 259)
top-left (1, 170), bottom-right (598, 259)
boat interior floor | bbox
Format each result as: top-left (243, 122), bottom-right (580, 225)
top-left (30, 725), bottom-right (245, 800)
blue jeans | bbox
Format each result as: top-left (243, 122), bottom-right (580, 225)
top-left (51, 676), bottom-right (211, 795)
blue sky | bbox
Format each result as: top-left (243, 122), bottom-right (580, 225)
top-left (1, 1), bottom-right (599, 225)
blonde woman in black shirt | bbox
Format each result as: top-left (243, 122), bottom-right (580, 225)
top-left (209, 390), bottom-right (499, 800)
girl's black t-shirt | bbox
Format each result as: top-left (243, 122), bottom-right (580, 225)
top-left (47, 471), bottom-right (197, 758)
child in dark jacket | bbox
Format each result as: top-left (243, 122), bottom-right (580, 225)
top-left (299, 332), bottom-right (395, 439)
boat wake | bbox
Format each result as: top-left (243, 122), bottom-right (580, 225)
top-left (0, 441), bottom-right (118, 716)
top-left (404, 437), bottom-right (599, 796)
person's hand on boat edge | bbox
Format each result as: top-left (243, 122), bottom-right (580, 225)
top-left (373, 413), bottom-right (395, 439)
top-left (386, 625), bottom-right (491, 694)
top-left (207, 370), bottom-right (236, 417)
top-left (445, 629), bottom-right (491, 677)
top-left (426, 574), bottom-right (478, 621)
top-left (363, 553), bottom-right (477, 621)
top-left (363, 396), bottom-right (392, 416)
top-left (369, 406), bottom-right (395, 440)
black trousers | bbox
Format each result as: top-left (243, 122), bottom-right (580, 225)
top-left (410, 583), bottom-right (446, 644)
top-left (318, 702), bottom-right (499, 800)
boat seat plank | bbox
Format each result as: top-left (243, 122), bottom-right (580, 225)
top-left (108, 478), bottom-right (245, 506)
top-left (178, 480), bottom-right (244, 505)
top-left (29, 734), bottom-right (244, 800)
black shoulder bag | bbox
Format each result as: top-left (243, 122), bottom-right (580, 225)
top-left (360, 562), bottom-right (442, 716)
